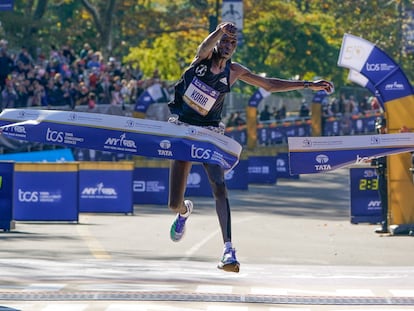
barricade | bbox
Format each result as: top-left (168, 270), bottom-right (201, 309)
top-left (225, 159), bottom-right (248, 190)
top-left (14, 162), bottom-right (79, 222)
top-left (185, 164), bottom-right (213, 197)
top-left (248, 156), bottom-right (277, 184)
top-left (78, 161), bottom-right (134, 214)
top-left (133, 167), bottom-right (169, 205)
top-left (349, 167), bottom-right (382, 224)
top-left (0, 161), bottom-right (15, 230)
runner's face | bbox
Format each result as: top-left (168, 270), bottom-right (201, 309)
top-left (217, 35), bottom-right (237, 58)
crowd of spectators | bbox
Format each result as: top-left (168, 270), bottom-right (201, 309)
top-left (0, 40), bottom-right (172, 112)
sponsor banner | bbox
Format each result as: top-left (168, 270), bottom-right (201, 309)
top-left (14, 168), bottom-right (78, 221)
top-left (275, 153), bottom-right (299, 179)
top-left (185, 164), bottom-right (212, 197)
top-left (248, 156), bottom-right (277, 184)
top-left (0, 109), bottom-right (242, 171)
top-left (338, 33), bottom-right (413, 104)
top-left (79, 167), bottom-right (133, 213)
top-left (225, 128), bottom-right (247, 146)
top-left (312, 90), bottom-right (329, 104)
top-left (225, 159), bottom-right (248, 190)
top-left (349, 167), bottom-right (382, 224)
top-left (134, 83), bottom-right (166, 113)
top-left (0, 0), bottom-right (13, 11)
top-left (337, 33), bottom-right (375, 71)
top-left (348, 70), bottom-right (384, 107)
top-left (133, 168), bottom-right (169, 205)
top-left (288, 133), bottom-right (414, 174)
top-left (248, 87), bottom-right (270, 107)
top-left (0, 162), bottom-right (14, 230)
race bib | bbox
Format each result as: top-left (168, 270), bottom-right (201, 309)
top-left (183, 77), bottom-right (219, 116)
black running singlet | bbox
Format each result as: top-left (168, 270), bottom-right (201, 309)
top-left (169, 54), bottom-right (231, 127)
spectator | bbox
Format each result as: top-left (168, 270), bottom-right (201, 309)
top-left (0, 48), bottom-right (14, 91)
top-left (227, 111), bottom-right (246, 127)
top-left (1, 79), bottom-right (17, 108)
top-left (274, 104), bottom-right (287, 120)
top-left (75, 82), bottom-right (89, 106)
top-left (79, 43), bottom-right (92, 60)
top-left (15, 81), bottom-right (29, 108)
top-left (299, 100), bottom-right (310, 117)
top-left (259, 105), bottom-right (271, 121)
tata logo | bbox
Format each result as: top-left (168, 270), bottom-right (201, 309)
top-left (46, 128), bottom-right (64, 143)
top-left (158, 140), bottom-right (173, 157)
top-left (316, 154), bottom-right (329, 164)
top-left (18, 189), bottom-right (39, 202)
top-left (159, 140), bottom-right (171, 149)
top-left (191, 145), bottom-right (211, 160)
top-left (315, 154), bottom-right (331, 171)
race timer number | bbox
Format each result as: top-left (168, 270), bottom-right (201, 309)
top-left (359, 178), bottom-right (378, 191)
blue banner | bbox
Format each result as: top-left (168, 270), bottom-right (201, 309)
top-left (248, 156), bottom-right (277, 184)
top-left (0, 162), bottom-right (14, 230)
top-left (134, 89), bottom-right (154, 113)
top-left (0, 109), bottom-right (242, 171)
top-left (14, 164), bottom-right (79, 221)
top-left (225, 159), bottom-right (248, 190)
top-left (312, 90), bottom-right (328, 103)
top-left (0, 0), bottom-right (13, 11)
top-left (347, 70), bottom-right (384, 108)
top-left (248, 88), bottom-right (270, 107)
top-left (349, 167), bottom-right (382, 224)
top-left (79, 163), bottom-right (134, 213)
top-left (133, 168), bottom-right (169, 205)
top-left (338, 33), bottom-right (414, 106)
top-left (275, 153), bottom-right (299, 179)
top-left (288, 133), bottom-right (414, 175)
top-left (185, 164), bottom-right (212, 197)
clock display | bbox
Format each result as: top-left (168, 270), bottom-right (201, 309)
top-left (359, 178), bottom-right (379, 191)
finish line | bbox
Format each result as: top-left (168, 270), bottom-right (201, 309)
top-left (0, 291), bottom-right (413, 306)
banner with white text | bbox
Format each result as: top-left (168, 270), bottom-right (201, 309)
top-left (288, 133), bottom-right (414, 175)
top-left (0, 109), bottom-right (242, 171)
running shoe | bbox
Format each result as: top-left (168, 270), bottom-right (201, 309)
top-left (217, 247), bottom-right (240, 273)
top-left (170, 200), bottom-right (193, 242)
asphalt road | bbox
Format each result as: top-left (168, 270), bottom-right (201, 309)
top-left (0, 168), bottom-right (413, 311)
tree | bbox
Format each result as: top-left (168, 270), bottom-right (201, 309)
top-left (80, 0), bottom-right (117, 60)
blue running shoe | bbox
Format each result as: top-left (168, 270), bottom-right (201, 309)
top-left (217, 247), bottom-right (240, 273)
top-left (170, 200), bottom-right (193, 242)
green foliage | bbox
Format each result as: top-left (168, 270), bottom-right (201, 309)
top-left (1, 0), bottom-right (413, 89)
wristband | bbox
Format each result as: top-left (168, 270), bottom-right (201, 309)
top-left (303, 81), bottom-right (311, 89)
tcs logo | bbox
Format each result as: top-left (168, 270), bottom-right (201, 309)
top-left (18, 189), bottom-right (39, 202)
top-left (46, 128), bottom-right (64, 143)
top-left (191, 145), bottom-right (211, 160)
